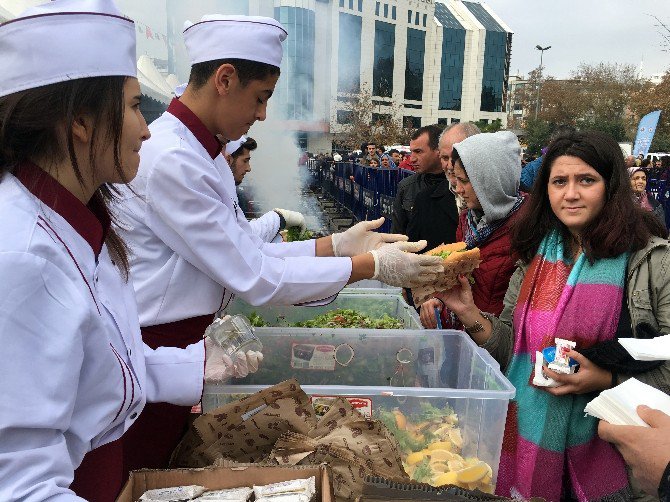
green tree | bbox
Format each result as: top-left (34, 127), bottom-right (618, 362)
top-left (474, 118), bottom-right (502, 133)
top-left (333, 87), bottom-right (414, 150)
top-left (523, 119), bottom-right (554, 156)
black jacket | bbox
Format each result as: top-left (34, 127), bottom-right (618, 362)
top-left (406, 179), bottom-right (459, 250)
top-left (391, 172), bottom-right (446, 235)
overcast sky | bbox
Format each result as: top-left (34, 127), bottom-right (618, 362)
top-left (483, 0), bottom-right (669, 79)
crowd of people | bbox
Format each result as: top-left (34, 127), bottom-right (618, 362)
top-left (308, 122), bottom-right (670, 501)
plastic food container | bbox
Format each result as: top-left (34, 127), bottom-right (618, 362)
top-left (343, 279), bottom-right (402, 294)
top-left (203, 329), bottom-right (515, 490)
top-left (226, 292), bottom-right (422, 329)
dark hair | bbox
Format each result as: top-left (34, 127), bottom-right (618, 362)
top-left (189, 58), bottom-right (280, 89)
top-left (411, 124), bottom-right (442, 151)
top-left (641, 158), bottom-right (652, 168)
top-left (0, 77), bottom-right (131, 277)
top-left (662, 156), bottom-right (670, 169)
top-left (231, 136), bottom-right (258, 158)
top-left (389, 149), bottom-right (400, 155)
top-left (512, 130), bottom-right (667, 263)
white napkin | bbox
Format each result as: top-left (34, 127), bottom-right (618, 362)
top-left (584, 377), bottom-right (670, 426)
top-left (619, 334), bottom-right (670, 361)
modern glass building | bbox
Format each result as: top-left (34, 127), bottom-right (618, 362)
top-left (99, 0), bottom-right (512, 152)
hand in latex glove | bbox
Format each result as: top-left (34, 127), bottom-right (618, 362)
top-left (370, 240), bottom-right (444, 288)
top-left (331, 217), bottom-right (408, 257)
top-left (204, 336), bottom-right (264, 382)
top-left (274, 208), bottom-right (306, 232)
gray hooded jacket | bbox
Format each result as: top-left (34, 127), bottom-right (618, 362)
top-left (452, 131), bottom-right (521, 225)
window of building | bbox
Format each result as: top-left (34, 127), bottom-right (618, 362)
top-left (372, 113), bottom-right (391, 123)
top-left (461, 1), bottom-right (509, 113)
top-left (423, 13), bottom-right (427, 27)
top-left (297, 132), bottom-right (308, 150)
top-left (337, 12), bottom-right (362, 92)
top-left (404, 28), bottom-right (425, 101)
top-left (339, 0), bottom-right (344, 7)
top-left (375, 1), bottom-right (379, 15)
top-left (337, 110), bottom-right (354, 124)
top-left (407, 9), bottom-right (412, 23)
top-left (391, 6), bottom-right (396, 19)
top-left (437, 118), bottom-right (449, 126)
top-left (403, 116), bottom-right (421, 129)
top-left (358, 0), bottom-right (363, 11)
top-left (414, 11), bottom-right (419, 25)
top-left (383, 4), bottom-right (388, 18)
top-left (480, 31), bottom-right (507, 112)
top-left (438, 26), bottom-right (465, 111)
top-left (404, 103), bottom-right (422, 109)
top-left (451, 118), bottom-right (460, 124)
top-left (349, 0), bottom-right (354, 10)
top-left (372, 20), bottom-right (395, 97)
top-left (274, 6), bottom-right (316, 120)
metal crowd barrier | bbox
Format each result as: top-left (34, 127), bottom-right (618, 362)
top-left (306, 160), bottom-right (415, 233)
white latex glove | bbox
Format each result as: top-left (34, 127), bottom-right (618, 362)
top-left (274, 208), bottom-right (306, 233)
top-left (204, 337), bottom-right (264, 382)
top-left (370, 240), bottom-right (444, 288)
top-left (331, 217), bottom-right (408, 257)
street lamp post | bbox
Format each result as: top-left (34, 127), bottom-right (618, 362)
top-left (534, 45), bottom-right (551, 120)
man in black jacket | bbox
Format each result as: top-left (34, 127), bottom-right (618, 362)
top-left (391, 125), bottom-right (448, 237)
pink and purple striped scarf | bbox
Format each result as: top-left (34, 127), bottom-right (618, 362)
top-left (496, 230), bottom-right (631, 502)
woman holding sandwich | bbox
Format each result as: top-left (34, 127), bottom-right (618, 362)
top-left (419, 131), bottom-right (525, 328)
top-left (438, 130), bottom-right (670, 501)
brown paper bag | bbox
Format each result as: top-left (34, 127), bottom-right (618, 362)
top-left (270, 397), bottom-right (408, 501)
top-left (170, 379), bottom-right (317, 467)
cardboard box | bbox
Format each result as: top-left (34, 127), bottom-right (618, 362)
top-left (117, 463), bottom-right (333, 502)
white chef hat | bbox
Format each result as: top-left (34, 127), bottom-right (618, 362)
top-left (0, 0), bottom-right (136, 98)
top-left (225, 136), bottom-right (247, 156)
top-left (183, 15), bottom-right (287, 68)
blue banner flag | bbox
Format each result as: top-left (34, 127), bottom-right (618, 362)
top-left (633, 110), bottom-right (662, 157)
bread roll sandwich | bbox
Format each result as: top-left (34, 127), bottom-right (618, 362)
top-left (412, 242), bottom-right (481, 306)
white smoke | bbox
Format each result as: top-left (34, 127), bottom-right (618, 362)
top-left (244, 108), bottom-right (328, 232)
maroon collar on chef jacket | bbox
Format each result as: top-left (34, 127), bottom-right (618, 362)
top-left (167, 98), bottom-right (222, 159)
top-left (14, 161), bottom-right (110, 258)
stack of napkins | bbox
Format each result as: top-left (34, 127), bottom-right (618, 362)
top-left (584, 377), bottom-right (670, 426)
top-left (619, 334), bottom-right (670, 361)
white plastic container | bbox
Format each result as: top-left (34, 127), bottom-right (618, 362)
top-left (203, 329), bottom-right (515, 490)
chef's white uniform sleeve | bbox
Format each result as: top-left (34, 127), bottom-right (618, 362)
top-left (249, 210), bottom-right (281, 243)
top-left (142, 342), bottom-right (204, 405)
top-left (0, 253), bottom-right (87, 501)
top-left (145, 149), bottom-right (351, 305)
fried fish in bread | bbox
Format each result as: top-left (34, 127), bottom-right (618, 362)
top-left (412, 242), bottom-right (481, 306)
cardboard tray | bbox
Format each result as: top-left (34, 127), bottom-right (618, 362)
top-left (117, 462), bottom-right (333, 501)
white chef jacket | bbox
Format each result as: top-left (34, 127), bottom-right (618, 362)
top-left (0, 165), bottom-right (204, 501)
top-left (214, 154), bottom-right (283, 243)
top-left (114, 99), bottom-right (351, 327)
